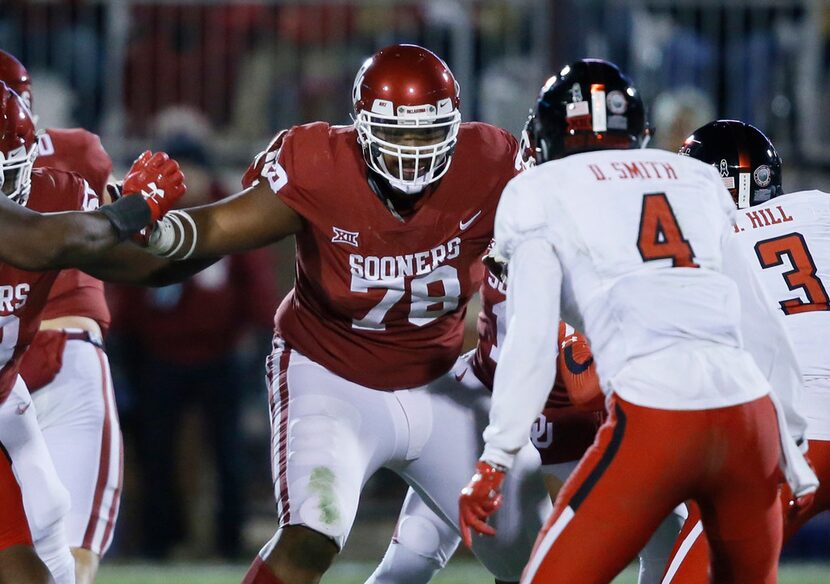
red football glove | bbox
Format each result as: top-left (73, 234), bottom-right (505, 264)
top-left (459, 460), bottom-right (506, 549)
top-left (122, 150), bottom-right (186, 223)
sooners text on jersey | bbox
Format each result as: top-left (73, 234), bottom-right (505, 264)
top-left (0, 168), bottom-right (93, 403)
top-left (243, 122), bottom-right (520, 389)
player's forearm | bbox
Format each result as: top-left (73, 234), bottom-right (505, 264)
top-left (144, 185), bottom-right (302, 260)
top-left (0, 191), bottom-right (154, 271)
top-left (77, 241), bottom-right (218, 287)
top-left (482, 239), bottom-right (562, 469)
top-left (0, 210), bottom-right (115, 271)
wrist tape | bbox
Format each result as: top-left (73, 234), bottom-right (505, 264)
top-left (146, 210), bottom-right (198, 259)
top-left (98, 196), bottom-right (152, 241)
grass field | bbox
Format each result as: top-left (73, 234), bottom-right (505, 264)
top-left (96, 561), bottom-right (830, 584)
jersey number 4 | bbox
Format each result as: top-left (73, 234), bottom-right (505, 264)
top-left (637, 192), bottom-right (699, 268)
top-left (754, 233), bottom-right (830, 315)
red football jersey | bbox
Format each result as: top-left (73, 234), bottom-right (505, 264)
top-left (33, 128), bottom-right (112, 332)
top-left (243, 122), bottom-right (520, 390)
top-left (0, 168), bottom-right (92, 403)
top-left (470, 268), bottom-right (602, 409)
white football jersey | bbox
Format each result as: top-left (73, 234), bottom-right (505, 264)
top-left (732, 190), bottom-right (830, 379)
top-left (482, 148), bottom-right (810, 492)
top-left (493, 148), bottom-right (779, 411)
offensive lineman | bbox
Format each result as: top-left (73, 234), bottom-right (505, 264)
top-left (0, 83), bottom-right (187, 583)
top-left (119, 44), bottom-right (552, 583)
top-left (662, 120), bottom-right (830, 582)
top-left (459, 60), bottom-right (816, 583)
top-left (0, 50), bottom-right (121, 584)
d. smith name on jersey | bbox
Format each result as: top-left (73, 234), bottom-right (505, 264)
top-left (349, 237), bottom-right (462, 281)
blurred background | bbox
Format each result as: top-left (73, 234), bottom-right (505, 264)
top-left (2, 0), bottom-right (828, 581)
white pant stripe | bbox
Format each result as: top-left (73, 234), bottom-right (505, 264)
top-left (521, 505), bottom-right (575, 583)
top-left (661, 520), bottom-right (704, 584)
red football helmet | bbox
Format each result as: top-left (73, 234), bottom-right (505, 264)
top-left (0, 50), bottom-right (32, 110)
top-left (0, 81), bottom-right (38, 205)
top-left (353, 44), bottom-right (461, 194)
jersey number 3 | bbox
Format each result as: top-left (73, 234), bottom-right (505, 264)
top-left (637, 192), bottom-right (699, 268)
top-left (754, 233), bottom-right (830, 315)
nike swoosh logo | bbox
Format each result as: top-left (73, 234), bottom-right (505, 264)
top-left (459, 210), bottom-right (482, 231)
top-left (454, 369), bottom-right (467, 382)
top-left (16, 401), bottom-right (31, 416)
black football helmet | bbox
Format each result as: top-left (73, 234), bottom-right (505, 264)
top-left (679, 120), bottom-right (783, 209)
top-left (526, 59), bottom-right (647, 164)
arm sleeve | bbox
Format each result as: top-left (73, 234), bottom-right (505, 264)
top-left (721, 231), bottom-right (808, 444)
top-left (482, 237), bottom-right (563, 469)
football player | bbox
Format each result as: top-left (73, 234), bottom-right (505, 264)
top-left (125, 44), bottom-right (552, 584)
top-left (661, 120), bottom-right (830, 583)
top-left (370, 264), bottom-right (686, 584)
top-left (0, 83), bottom-right (188, 584)
top-left (0, 50), bottom-right (120, 584)
top-left (459, 60), bottom-right (816, 583)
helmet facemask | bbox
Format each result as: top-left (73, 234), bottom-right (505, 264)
top-left (355, 103), bottom-right (460, 195)
top-left (0, 141), bottom-right (37, 206)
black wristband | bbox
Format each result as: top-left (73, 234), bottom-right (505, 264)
top-left (98, 196), bottom-right (152, 241)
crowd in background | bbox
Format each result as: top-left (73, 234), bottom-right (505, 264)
top-left (1, 0), bottom-right (829, 562)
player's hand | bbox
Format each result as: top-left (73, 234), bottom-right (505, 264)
top-left (788, 489), bottom-right (816, 517)
top-left (784, 451), bottom-right (817, 521)
top-left (459, 460), bottom-right (506, 548)
top-left (122, 150), bottom-right (186, 223)
top-left (558, 325), bottom-right (604, 411)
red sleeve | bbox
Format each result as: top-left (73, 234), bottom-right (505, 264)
top-left (242, 129), bottom-right (288, 189)
top-left (557, 323), bottom-right (604, 411)
top-left (241, 123), bottom-right (332, 222)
